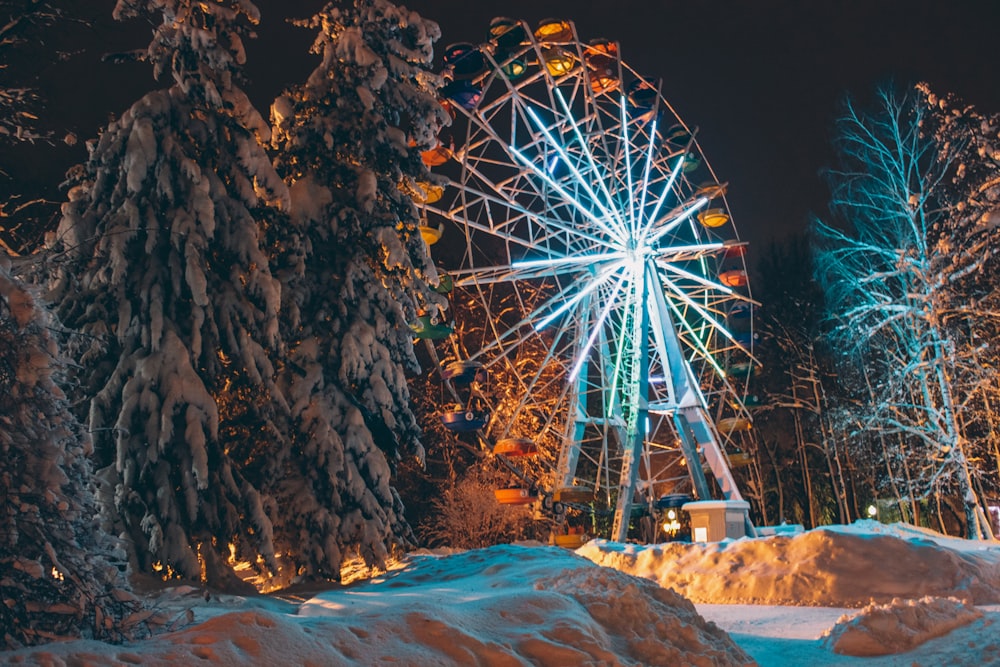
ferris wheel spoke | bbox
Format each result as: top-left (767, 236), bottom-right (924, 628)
top-left (635, 118), bottom-right (659, 232)
top-left (508, 145), bottom-right (628, 249)
top-left (458, 163), bottom-right (617, 250)
top-left (619, 96), bottom-right (639, 237)
top-left (462, 264), bottom-right (622, 362)
top-left (450, 252), bottom-right (624, 286)
top-left (645, 197), bottom-right (709, 246)
top-left (636, 154), bottom-right (686, 240)
top-left (658, 260), bottom-right (736, 295)
top-left (553, 89), bottom-right (626, 229)
top-left (445, 191), bottom-right (599, 255)
top-left (523, 105), bottom-right (628, 237)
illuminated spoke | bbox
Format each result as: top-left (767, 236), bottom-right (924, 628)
top-left (645, 197), bottom-right (709, 246)
top-left (524, 107), bottom-right (627, 239)
top-left (509, 146), bottom-right (628, 250)
top-left (620, 96), bottom-right (637, 236)
top-left (635, 120), bottom-right (658, 231)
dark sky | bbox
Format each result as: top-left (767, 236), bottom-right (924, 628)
top-left (3, 0), bottom-right (999, 259)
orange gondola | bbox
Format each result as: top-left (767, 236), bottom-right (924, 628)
top-left (494, 487), bottom-right (538, 505)
top-left (719, 269), bottom-right (748, 287)
top-left (493, 437), bottom-right (538, 457)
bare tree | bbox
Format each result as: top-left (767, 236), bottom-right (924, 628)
top-left (813, 86), bottom-right (992, 539)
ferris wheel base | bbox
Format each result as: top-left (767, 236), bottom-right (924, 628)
top-left (683, 500), bottom-right (753, 542)
top-left (674, 408), bottom-right (757, 540)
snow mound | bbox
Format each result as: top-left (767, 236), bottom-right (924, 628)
top-left (2, 544), bottom-right (752, 666)
top-left (822, 596), bottom-right (983, 656)
top-left (578, 522), bottom-right (1000, 607)
top-left (300, 544), bottom-right (754, 666)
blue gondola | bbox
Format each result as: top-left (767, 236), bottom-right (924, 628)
top-left (441, 409), bottom-right (488, 431)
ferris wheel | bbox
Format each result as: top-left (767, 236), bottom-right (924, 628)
top-left (415, 17), bottom-right (758, 541)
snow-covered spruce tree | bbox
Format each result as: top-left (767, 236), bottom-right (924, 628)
top-left (812, 86), bottom-right (991, 539)
top-left (0, 256), bottom-right (152, 649)
top-left (42, 0), bottom-right (290, 590)
top-left (264, 0), bottom-right (447, 582)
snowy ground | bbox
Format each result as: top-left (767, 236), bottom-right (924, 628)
top-left (4, 521), bottom-right (1000, 666)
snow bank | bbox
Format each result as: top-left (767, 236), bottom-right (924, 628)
top-left (578, 521), bottom-right (1000, 607)
top-left (299, 544), bottom-right (753, 666)
top-left (822, 596), bottom-right (983, 656)
top-left (2, 545), bottom-right (752, 666)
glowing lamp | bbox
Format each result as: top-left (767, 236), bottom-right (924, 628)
top-left (698, 208), bottom-right (729, 228)
top-left (534, 18), bottom-right (574, 43)
top-left (494, 487), bottom-right (538, 505)
top-left (717, 417), bottom-right (752, 434)
top-left (719, 269), bottom-right (748, 287)
top-left (867, 504), bottom-right (878, 518)
top-left (493, 437), bottom-right (538, 457)
top-left (440, 79), bottom-right (482, 111)
top-left (443, 43), bottom-right (486, 79)
top-left (542, 47), bottom-right (576, 77)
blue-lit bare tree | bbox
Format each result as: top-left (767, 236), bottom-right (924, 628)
top-left (813, 85), bottom-right (992, 540)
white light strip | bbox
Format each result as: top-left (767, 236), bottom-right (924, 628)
top-left (568, 271), bottom-right (629, 383)
top-left (646, 197), bottom-right (709, 246)
top-left (553, 89), bottom-right (627, 234)
top-left (535, 261), bottom-right (625, 330)
top-left (509, 146), bottom-right (628, 251)
top-left (525, 107), bottom-right (626, 241)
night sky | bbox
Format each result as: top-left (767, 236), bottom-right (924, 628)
top-left (3, 0), bottom-right (999, 261)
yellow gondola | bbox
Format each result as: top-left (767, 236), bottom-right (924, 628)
top-left (717, 417), bottom-right (753, 434)
top-left (698, 208), bottom-right (729, 228)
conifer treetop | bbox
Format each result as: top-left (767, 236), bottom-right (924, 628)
top-left (113, 0), bottom-right (261, 110)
